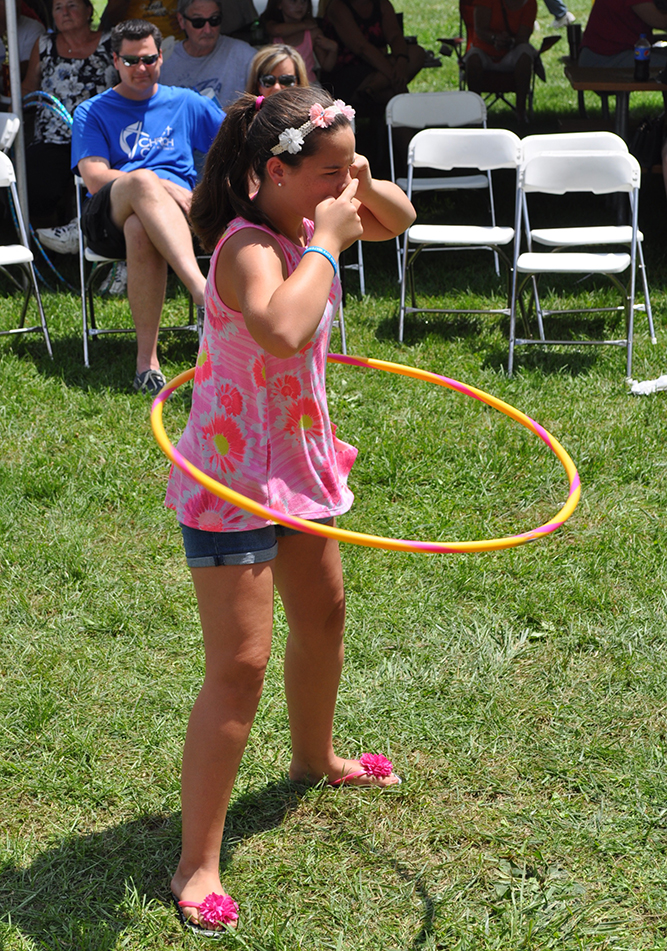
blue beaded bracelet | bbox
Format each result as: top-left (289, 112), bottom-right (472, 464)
top-left (302, 245), bottom-right (338, 277)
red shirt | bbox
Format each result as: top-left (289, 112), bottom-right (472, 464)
top-left (469, 0), bottom-right (537, 62)
top-left (582, 0), bottom-right (653, 55)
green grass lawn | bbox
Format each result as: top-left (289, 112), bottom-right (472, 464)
top-left (2, 7), bottom-right (667, 948)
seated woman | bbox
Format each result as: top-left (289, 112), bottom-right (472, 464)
top-left (22, 0), bottom-right (117, 251)
top-left (464, 0), bottom-right (538, 124)
top-left (246, 43), bottom-right (309, 96)
top-left (260, 0), bottom-right (337, 83)
top-left (578, 0), bottom-right (667, 67)
top-left (319, 0), bottom-right (425, 111)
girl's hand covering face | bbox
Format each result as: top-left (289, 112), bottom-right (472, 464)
top-left (349, 152), bottom-right (372, 201)
top-left (313, 177), bottom-right (363, 252)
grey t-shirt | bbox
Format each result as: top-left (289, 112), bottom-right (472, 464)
top-left (159, 34), bottom-right (255, 109)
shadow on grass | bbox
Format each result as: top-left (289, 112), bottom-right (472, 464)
top-left (5, 326), bottom-right (200, 395)
top-left (0, 780), bottom-right (301, 950)
top-left (0, 781), bottom-right (438, 949)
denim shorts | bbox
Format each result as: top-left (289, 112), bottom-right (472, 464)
top-left (180, 518), bottom-right (333, 568)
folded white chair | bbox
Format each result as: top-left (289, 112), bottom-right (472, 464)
top-left (398, 127), bottom-right (521, 343)
top-left (520, 131), bottom-right (655, 346)
top-left (386, 91), bottom-right (498, 280)
top-left (0, 151), bottom-right (52, 357)
top-left (509, 149), bottom-right (641, 378)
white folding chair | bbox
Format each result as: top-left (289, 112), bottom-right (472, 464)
top-left (398, 127), bottom-right (521, 343)
top-left (76, 176), bottom-right (199, 368)
top-left (520, 131), bottom-right (655, 347)
top-left (509, 150), bottom-right (642, 378)
top-left (386, 91), bottom-right (498, 280)
top-left (0, 151), bottom-right (52, 358)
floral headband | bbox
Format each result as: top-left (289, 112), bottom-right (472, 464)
top-left (270, 100), bottom-right (355, 156)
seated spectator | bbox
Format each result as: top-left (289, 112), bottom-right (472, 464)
top-left (319, 0), bottom-right (425, 110)
top-left (464, 0), bottom-right (538, 124)
top-left (578, 0), bottom-right (667, 67)
top-left (72, 19), bottom-right (223, 393)
top-left (100, 0), bottom-right (257, 50)
top-left (0, 0), bottom-right (45, 84)
top-left (260, 0), bottom-right (337, 83)
top-left (21, 0), bottom-right (116, 246)
top-left (159, 0), bottom-right (255, 108)
top-left (246, 43), bottom-right (309, 96)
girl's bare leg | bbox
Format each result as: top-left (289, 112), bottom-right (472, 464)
top-left (275, 531), bottom-right (398, 787)
top-left (171, 561), bottom-right (275, 922)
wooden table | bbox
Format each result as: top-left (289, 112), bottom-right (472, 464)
top-left (564, 65), bottom-right (666, 141)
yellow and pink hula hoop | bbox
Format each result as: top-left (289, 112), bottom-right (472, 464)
top-left (151, 354), bottom-right (580, 554)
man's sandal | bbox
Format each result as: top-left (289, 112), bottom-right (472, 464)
top-left (172, 891), bottom-right (239, 938)
top-left (329, 753), bottom-right (402, 787)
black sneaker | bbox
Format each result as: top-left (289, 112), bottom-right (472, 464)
top-left (133, 368), bottom-right (166, 395)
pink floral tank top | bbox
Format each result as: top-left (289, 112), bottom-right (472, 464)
top-left (165, 216), bottom-right (357, 532)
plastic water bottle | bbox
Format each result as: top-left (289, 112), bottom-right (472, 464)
top-left (634, 34), bottom-right (651, 81)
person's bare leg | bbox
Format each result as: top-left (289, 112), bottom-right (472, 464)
top-left (276, 532), bottom-right (399, 787)
top-left (406, 44), bottom-right (426, 81)
top-left (171, 561), bottom-right (275, 925)
top-left (465, 52), bottom-right (485, 94)
top-left (110, 170), bottom-right (205, 305)
top-left (124, 213), bottom-right (167, 373)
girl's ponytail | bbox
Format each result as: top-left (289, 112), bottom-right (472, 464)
top-left (191, 94), bottom-right (264, 252)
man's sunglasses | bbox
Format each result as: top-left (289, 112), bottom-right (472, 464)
top-left (182, 12), bottom-right (222, 27)
top-left (118, 53), bottom-right (160, 66)
top-left (259, 73), bottom-right (298, 87)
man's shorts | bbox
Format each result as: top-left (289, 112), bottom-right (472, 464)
top-left (464, 43), bottom-right (537, 71)
top-left (81, 180), bottom-right (126, 259)
top-left (179, 518), bottom-right (334, 568)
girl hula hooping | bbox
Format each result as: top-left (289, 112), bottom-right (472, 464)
top-left (166, 86), bottom-right (415, 936)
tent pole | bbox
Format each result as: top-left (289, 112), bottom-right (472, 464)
top-left (5, 0), bottom-right (29, 225)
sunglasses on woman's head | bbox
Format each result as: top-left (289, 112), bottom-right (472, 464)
top-left (119, 53), bottom-right (160, 65)
top-left (182, 12), bottom-right (222, 27)
top-left (259, 73), bottom-right (298, 87)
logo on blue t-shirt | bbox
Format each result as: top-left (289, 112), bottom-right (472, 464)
top-left (119, 121), bottom-right (175, 159)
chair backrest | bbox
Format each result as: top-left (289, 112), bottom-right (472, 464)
top-left (0, 151), bottom-right (17, 188)
top-left (521, 131), bottom-right (628, 164)
top-left (521, 150), bottom-right (641, 195)
top-left (408, 128), bottom-right (521, 172)
top-left (386, 91), bottom-right (487, 130)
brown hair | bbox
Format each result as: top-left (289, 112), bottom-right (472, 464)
top-left (245, 45), bottom-right (309, 95)
top-left (190, 87), bottom-right (351, 252)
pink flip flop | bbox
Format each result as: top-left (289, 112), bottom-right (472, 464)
top-left (329, 753), bottom-right (402, 787)
top-left (172, 891), bottom-right (239, 937)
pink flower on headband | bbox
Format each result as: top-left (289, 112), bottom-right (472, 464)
top-left (309, 103), bottom-right (339, 128)
top-left (333, 99), bottom-right (356, 121)
top-left (255, 95), bottom-right (265, 110)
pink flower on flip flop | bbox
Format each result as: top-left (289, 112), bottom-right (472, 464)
top-left (359, 753), bottom-right (393, 778)
top-left (198, 892), bottom-right (239, 927)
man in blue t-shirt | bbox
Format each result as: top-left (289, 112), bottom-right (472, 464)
top-left (72, 18), bottom-right (224, 394)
